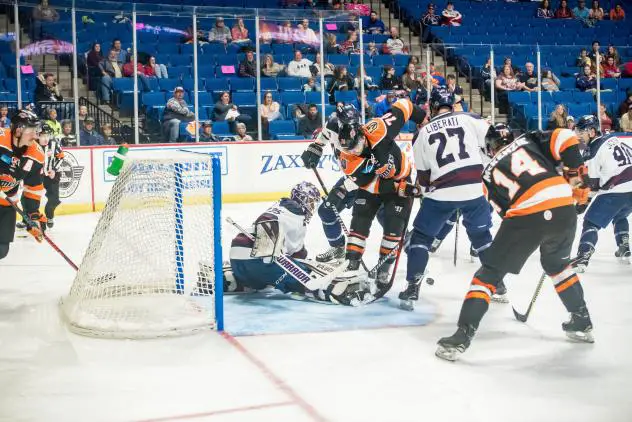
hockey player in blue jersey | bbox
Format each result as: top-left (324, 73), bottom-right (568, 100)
top-left (399, 91), bottom-right (500, 310)
top-left (211, 182), bottom-right (372, 306)
top-left (571, 115), bottom-right (632, 271)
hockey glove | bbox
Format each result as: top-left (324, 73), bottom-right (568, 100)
top-left (563, 165), bottom-right (589, 188)
top-left (572, 186), bottom-right (590, 206)
top-left (300, 142), bottom-right (324, 169)
top-left (396, 180), bottom-right (423, 198)
top-left (325, 184), bottom-right (349, 209)
top-left (26, 212), bottom-right (47, 242)
top-left (0, 174), bottom-right (18, 192)
top-left (575, 203), bottom-right (589, 215)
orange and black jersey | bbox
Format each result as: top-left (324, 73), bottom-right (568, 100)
top-left (338, 98), bottom-right (425, 194)
top-left (482, 128), bottom-right (583, 218)
top-left (0, 128), bottom-right (44, 213)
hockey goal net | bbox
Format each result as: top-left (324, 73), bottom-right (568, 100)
top-left (60, 153), bottom-right (223, 338)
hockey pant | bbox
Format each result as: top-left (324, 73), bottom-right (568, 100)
top-left (0, 205), bottom-right (16, 259)
top-left (317, 177), bottom-right (385, 248)
top-left (578, 191), bottom-right (632, 255)
top-left (406, 196), bottom-right (493, 282)
top-left (228, 256), bottom-right (309, 294)
top-left (44, 176), bottom-right (61, 220)
top-left (346, 189), bottom-right (412, 265)
top-left (458, 206), bottom-right (587, 330)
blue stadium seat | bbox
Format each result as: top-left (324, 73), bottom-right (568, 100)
top-left (281, 91), bottom-right (305, 105)
top-left (259, 78), bottom-right (278, 92)
top-left (507, 91), bottom-right (531, 105)
top-left (568, 103), bottom-right (591, 117)
top-left (393, 55), bottom-right (411, 67)
top-left (144, 78), bottom-right (160, 92)
top-left (328, 55), bottom-right (350, 66)
top-left (170, 66), bottom-right (191, 79)
top-left (204, 44), bottom-right (227, 55)
top-left (158, 78), bottom-right (180, 92)
top-left (182, 78), bottom-right (206, 92)
top-left (157, 44), bottom-right (180, 55)
top-left (229, 78), bottom-right (254, 92)
top-left (206, 78), bottom-right (230, 94)
top-left (269, 120), bottom-right (297, 139)
top-left (349, 54), bottom-right (371, 67)
top-left (276, 134), bottom-right (303, 141)
top-left (558, 77), bottom-right (576, 91)
top-left (198, 65), bottom-right (216, 79)
top-left (231, 92), bottom-right (256, 106)
top-left (142, 92), bottom-right (167, 108)
top-left (572, 91), bottom-right (594, 103)
top-left (169, 55), bottom-right (191, 66)
top-left (334, 90), bottom-right (357, 103)
top-left (600, 79), bottom-right (619, 91)
top-left (305, 91), bottom-right (323, 105)
top-left (278, 77), bottom-right (303, 92)
top-left (373, 55), bottom-right (394, 67)
top-left (216, 54), bottom-right (238, 67)
top-left (212, 121), bottom-right (232, 136)
top-left (272, 44), bottom-right (294, 56)
top-left (619, 79), bottom-right (632, 92)
top-left (196, 92), bottom-right (214, 106)
top-left (550, 91), bottom-right (574, 104)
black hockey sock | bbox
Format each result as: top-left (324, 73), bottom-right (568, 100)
top-left (0, 243), bottom-right (10, 260)
top-left (552, 269), bottom-right (586, 313)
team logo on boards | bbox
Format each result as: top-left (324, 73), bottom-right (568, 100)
top-left (58, 151), bottom-right (84, 198)
top-left (261, 153), bottom-right (341, 174)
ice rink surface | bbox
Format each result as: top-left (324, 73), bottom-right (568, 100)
top-left (1, 201), bottom-right (631, 422)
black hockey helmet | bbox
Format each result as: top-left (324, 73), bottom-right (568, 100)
top-left (485, 123), bottom-right (514, 156)
top-left (40, 122), bottom-right (55, 135)
top-left (430, 88), bottom-right (454, 115)
top-left (10, 109), bottom-right (41, 132)
top-left (576, 115), bottom-right (600, 133)
top-left (337, 103), bottom-right (360, 126)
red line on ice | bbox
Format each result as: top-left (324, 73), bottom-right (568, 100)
top-left (136, 401), bottom-right (293, 421)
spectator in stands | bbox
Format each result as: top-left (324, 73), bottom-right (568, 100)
top-left (496, 65), bottom-right (524, 111)
top-left (547, 104), bottom-right (568, 129)
top-left (555, 0), bottom-right (574, 18)
top-left (235, 123), bottom-right (253, 141)
top-left (422, 62), bottom-right (446, 86)
top-left (481, 57), bottom-right (496, 98)
top-left (589, 40), bottom-right (601, 63)
top-left (620, 104), bottom-right (632, 132)
top-left (609, 3), bottom-right (625, 20)
top-left (111, 39), bottom-right (128, 63)
top-left (576, 48), bottom-right (592, 68)
top-left (80, 117), bottom-right (104, 146)
top-left (231, 18), bottom-right (250, 45)
top-left (101, 123), bottom-right (117, 145)
top-left (0, 105), bottom-right (10, 128)
top-left (541, 68), bottom-right (561, 91)
top-left (298, 19), bottom-right (318, 45)
top-left (365, 10), bottom-right (385, 34)
top-left (330, 0), bottom-right (343, 11)
top-left (78, 105), bottom-right (88, 122)
top-left (35, 73), bottom-right (63, 104)
top-left (623, 60), bottom-right (632, 78)
top-left (325, 33), bottom-right (340, 55)
top-left (33, 0), bottom-right (59, 22)
top-left (327, 66), bottom-right (354, 103)
top-left (261, 54), bottom-right (285, 78)
top-left (199, 121), bottom-right (221, 142)
top-left (359, 92), bottom-right (374, 118)
top-left (606, 45), bottom-right (621, 65)
top-left (601, 56), bottom-right (621, 78)
top-left (537, 0), bottom-right (555, 18)
top-left (60, 120), bottom-right (76, 147)
top-left (287, 51), bottom-right (313, 78)
top-left (339, 14), bottom-right (359, 34)
top-left (298, 104), bottom-right (322, 137)
top-left (446, 74), bottom-right (465, 110)
top-left (163, 87), bottom-right (195, 143)
top-left (374, 91), bottom-right (397, 117)
top-left (122, 57), bottom-right (151, 91)
top-left (355, 68), bottom-right (379, 91)
top-left (420, 4), bottom-right (441, 43)
top-left (339, 31), bottom-right (360, 54)
top-left (239, 49), bottom-right (256, 78)
top-left (589, 0), bottom-right (604, 19)
top-left (366, 41), bottom-right (380, 57)
top-left (598, 103), bottom-right (614, 133)
top-left (213, 91), bottom-right (252, 131)
top-left (99, 49), bottom-right (122, 103)
top-left (260, 91), bottom-right (282, 138)
top-left (573, 0), bottom-right (590, 20)
top-left (311, 52), bottom-right (335, 78)
top-left (383, 27), bottom-right (408, 55)
top-left (209, 17), bottom-right (232, 44)
top-left (303, 77), bottom-right (321, 92)
top-left (442, 2), bottom-right (463, 26)
top-left (144, 56), bottom-right (168, 79)
top-left (618, 89), bottom-right (632, 117)
top-left (566, 116), bottom-right (575, 130)
top-left (278, 21), bottom-right (293, 44)
top-left (576, 64), bottom-right (597, 92)
top-left (402, 63), bottom-right (422, 93)
top-left (498, 56), bottom-right (520, 76)
top-left (519, 62), bottom-right (539, 92)
top-left (380, 65), bottom-right (402, 90)
top-left (43, 108), bottom-right (61, 135)
top-left (87, 43), bottom-right (103, 71)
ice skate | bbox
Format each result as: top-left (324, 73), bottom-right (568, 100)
top-left (46, 218), bottom-right (54, 229)
top-left (469, 245), bottom-right (478, 262)
top-left (429, 238), bottom-right (443, 253)
top-left (316, 245), bottom-right (346, 263)
top-left (570, 247), bottom-right (594, 273)
top-left (398, 274), bottom-right (426, 311)
top-left (562, 306), bottom-right (594, 343)
top-left (614, 235), bottom-right (630, 264)
top-left (491, 280), bottom-right (508, 303)
top-left (435, 325), bottom-right (476, 361)
top-left (16, 221), bottom-right (27, 230)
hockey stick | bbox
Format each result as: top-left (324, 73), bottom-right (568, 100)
top-left (512, 271), bottom-right (546, 323)
top-left (453, 210), bottom-right (460, 267)
top-left (310, 168), bottom-right (371, 273)
top-left (0, 191), bottom-right (78, 271)
top-left (225, 217), bottom-right (344, 291)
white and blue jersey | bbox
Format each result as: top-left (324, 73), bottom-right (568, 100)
top-left (583, 134), bottom-right (632, 194)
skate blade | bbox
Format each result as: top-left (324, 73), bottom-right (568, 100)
top-left (574, 264), bottom-right (587, 274)
top-left (565, 330), bottom-right (595, 343)
top-left (435, 345), bottom-right (460, 362)
top-left (491, 294), bottom-right (509, 304)
top-left (616, 255), bottom-right (631, 265)
top-left (399, 299), bottom-right (415, 311)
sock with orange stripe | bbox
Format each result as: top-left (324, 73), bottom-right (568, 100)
top-left (550, 268), bottom-right (586, 312)
top-left (457, 266), bottom-right (504, 329)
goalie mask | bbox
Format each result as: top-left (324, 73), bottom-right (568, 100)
top-left (290, 181), bottom-right (321, 223)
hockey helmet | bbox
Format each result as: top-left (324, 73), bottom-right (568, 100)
top-left (337, 103), bottom-right (360, 126)
top-left (575, 115), bottom-right (600, 135)
top-left (430, 88), bottom-right (454, 115)
top-left (485, 123), bottom-right (515, 156)
top-left (40, 123), bottom-right (55, 135)
top-left (10, 109), bottom-right (41, 132)
top-left (290, 181), bottom-right (321, 223)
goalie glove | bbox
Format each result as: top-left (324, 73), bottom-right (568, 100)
top-left (0, 174), bottom-right (18, 192)
top-left (301, 141), bottom-right (324, 169)
top-left (26, 212), bottom-right (46, 242)
top-left (396, 180), bottom-right (423, 198)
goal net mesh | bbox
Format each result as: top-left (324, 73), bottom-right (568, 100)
top-left (60, 154), bottom-right (219, 338)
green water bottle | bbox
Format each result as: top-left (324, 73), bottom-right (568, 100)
top-left (107, 144), bottom-right (129, 176)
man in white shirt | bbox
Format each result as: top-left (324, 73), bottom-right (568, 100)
top-left (287, 50), bottom-right (313, 78)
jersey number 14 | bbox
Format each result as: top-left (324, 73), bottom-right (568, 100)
top-left (492, 148), bottom-right (546, 199)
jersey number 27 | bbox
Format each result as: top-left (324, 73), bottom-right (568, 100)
top-left (427, 127), bottom-right (469, 168)
top-left (492, 148), bottom-right (546, 199)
